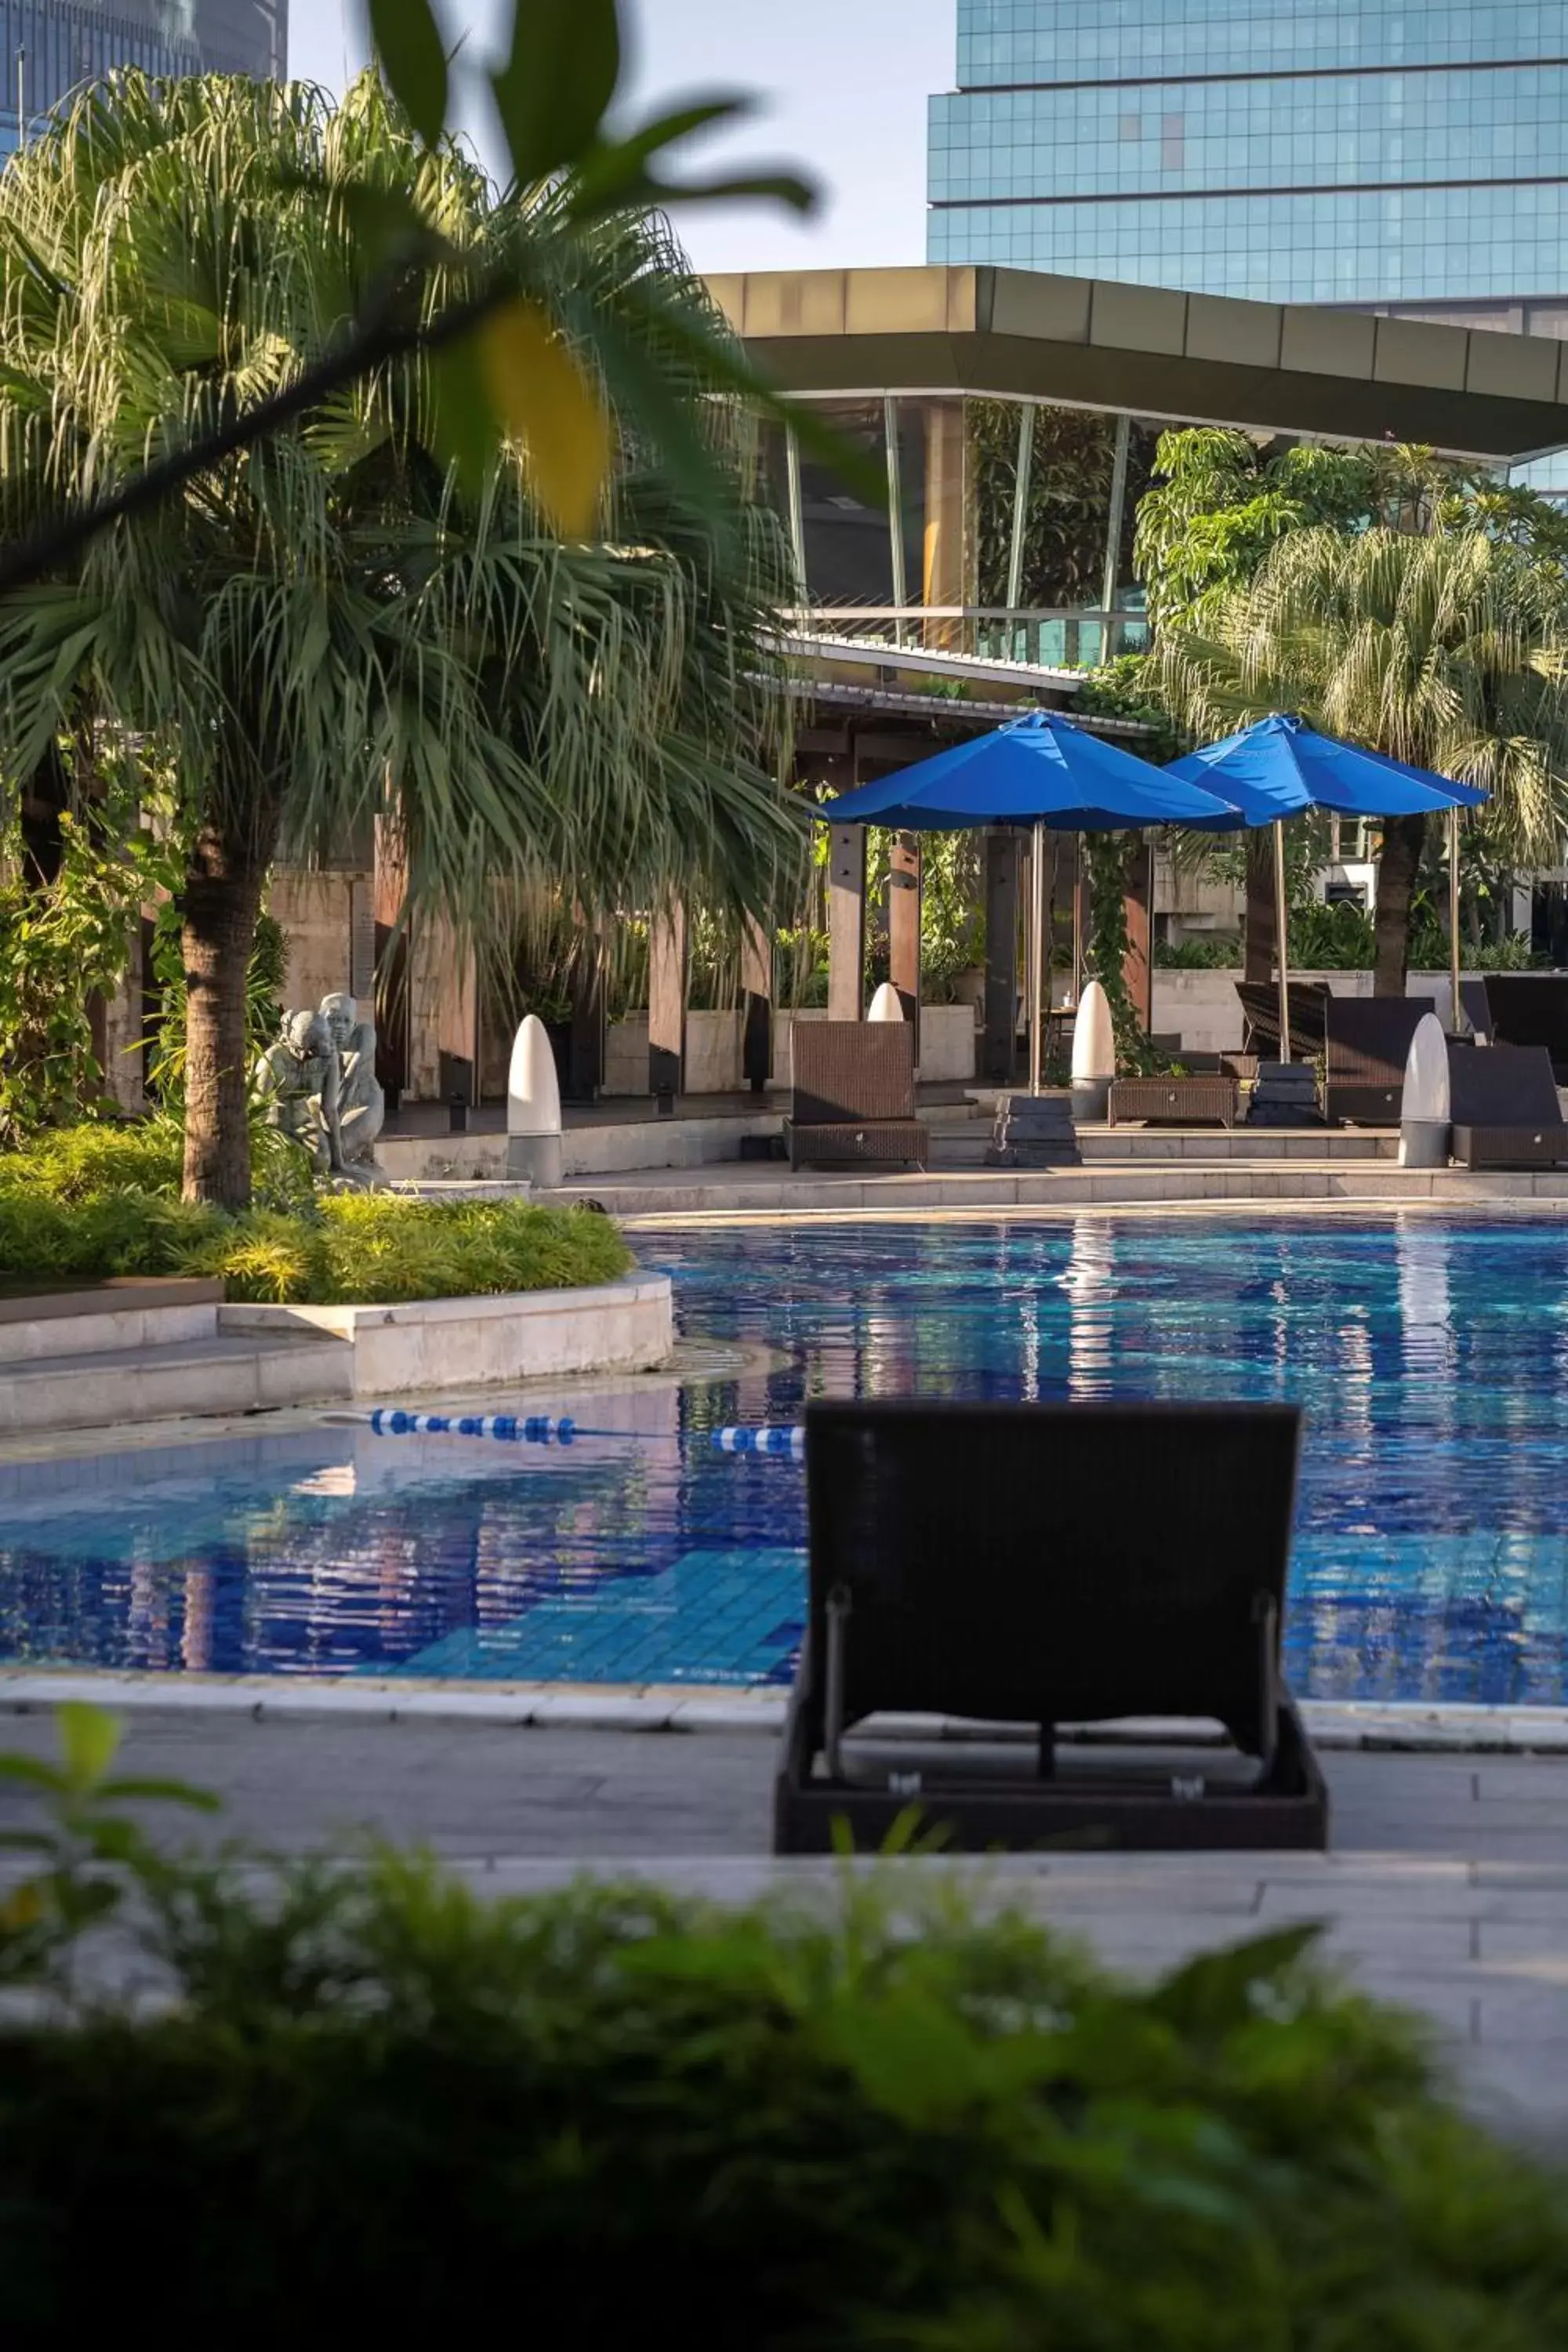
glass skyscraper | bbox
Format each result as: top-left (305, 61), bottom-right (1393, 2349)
top-left (928, 2), bottom-right (1568, 328)
top-left (0, 1), bottom-right (286, 154)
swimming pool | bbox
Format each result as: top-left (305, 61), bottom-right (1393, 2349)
top-left (2, 1213), bottom-right (1567, 1704)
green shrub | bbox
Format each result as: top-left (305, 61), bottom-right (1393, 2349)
top-left (1154, 933), bottom-right (1243, 968)
top-left (2, 1709), bottom-right (1566, 2342)
top-left (0, 1131), bottom-right (632, 1302)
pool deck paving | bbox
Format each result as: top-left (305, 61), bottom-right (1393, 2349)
top-left (2, 1701), bottom-right (1565, 2144)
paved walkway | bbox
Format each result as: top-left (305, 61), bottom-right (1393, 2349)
top-left (2, 1705), bottom-right (1563, 2143)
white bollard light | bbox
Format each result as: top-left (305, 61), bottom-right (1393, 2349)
top-left (1399, 1012), bottom-right (1452, 1169)
top-left (867, 981), bottom-right (905, 1022)
top-left (1069, 978), bottom-right (1116, 1121)
top-left (506, 1013), bottom-right (563, 1187)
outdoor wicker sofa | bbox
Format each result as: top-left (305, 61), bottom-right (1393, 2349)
top-left (786, 1022), bottom-right (928, 1171)
top-left (774, 1399), bottom-right (1328, 1854)
top-left (1323, 996), bottom-right (1431, 1126)
top-left (1448, 1041), bottom-right (1568, 1170)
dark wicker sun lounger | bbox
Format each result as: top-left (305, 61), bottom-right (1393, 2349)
top-left (1481, 976), bottom-right (1568, 1080)
top-left (1323, 996), bottom-right (1430, 1126)
top-left (786, 1022), bottom-right (928, 1171)
top-left (1448, 1043), bottom-right (1568, 1169)
top-left (1459, 979), bottom-right (1492, 1041)
top-left (774, 1399), bottom-right (1327, 1855)
top-left (1234, 979), bottom-right (1330, 1064)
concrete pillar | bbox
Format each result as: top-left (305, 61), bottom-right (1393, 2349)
top-left (740, 916), bottom-right (772, 1094)
top-left (827, 825), bottom-right (866, 1022)
top-left (1122, 837), bottom-right (1154, 1037)
top-left (648, 903), bottom-right (687, 1098)
top-left (887, 829), bottom-right (921, 1062)
top-left (982, 829), bottom-right (1019, 1084)
top-left (408, 915), bottom-right (478, 1105)
top-left (922, 397), bottom-right (967, 649)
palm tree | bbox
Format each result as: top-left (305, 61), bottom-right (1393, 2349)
top-left (1154, 525), bottom-right (1568, 993)
top-left (0, 70), bottom-right (801, 1206)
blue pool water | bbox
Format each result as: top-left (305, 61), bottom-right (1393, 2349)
top-left (3, 1214), bottom-right (1568, 1704)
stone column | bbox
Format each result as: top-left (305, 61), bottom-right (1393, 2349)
top-left (408, 916), bottom-right (478, 1106)
top-left (1122, 837), bottom-right (1154, 1038)
top-left (648, 903), bottom-right (687, 1098)
top-left (887, 829), bottom-right (921, 1062)
top-left (922, 397), bottom-right (967, 649)
top-left (740, 916), bottom-right (772, 1094)
top-left (826, 825), bottom-right (866, 1022)
top-left (982, 829), bottom-right (1019, 1084)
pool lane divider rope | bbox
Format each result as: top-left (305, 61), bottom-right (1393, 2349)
top-left (361, 1407), bottom-right (804, 1456)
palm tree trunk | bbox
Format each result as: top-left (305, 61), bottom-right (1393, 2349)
top-left (180, 819), bottom-right (268, 1209)
top-left (1373, 813), bottom-right (1426, 999)
top-left (1243, 829), bottom-right (1276, 983)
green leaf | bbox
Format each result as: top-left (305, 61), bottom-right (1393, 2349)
top-left (622, 169), bottom-right (816, 217)
top-left (368, 0), bottom-right (449, 150)
top-left (99, 1777), bottom-right (222, 1812)
top-left (0, 1755), bottom-right (67, 1793)
top-left (564, 96), bottom-right (753, 213)
top-left (1150, 1925), bottom-right (1325, 2036)
top-left (492, 0), bottom-right (620, 183)
top-left (427, 331), bottom-right (499, 497)
top-left (55, 1701), bottom-right (120, 1795)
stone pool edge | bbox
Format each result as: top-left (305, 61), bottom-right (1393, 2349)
top-left (1, 1669), bottom-right (1565, 1754)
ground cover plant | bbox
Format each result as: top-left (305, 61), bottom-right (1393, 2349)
top-left (0, 1708), bottom-right (1564, 2342)
top-left (0, 1127), bottom-right (630, 1301)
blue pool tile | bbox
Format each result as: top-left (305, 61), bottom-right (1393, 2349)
top-left (5, 1216), bottom-right (1568, 1700)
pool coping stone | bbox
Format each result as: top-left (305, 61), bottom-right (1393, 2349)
top-left (2, 1669), bottom-right (1565, 1754)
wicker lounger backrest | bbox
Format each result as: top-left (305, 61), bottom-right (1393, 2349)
top-left (1448, 1042), bottom-right (1565, 1128)
top-left (790, 1021), bottom-right (916, 1125)
top-left (1483, 976), bottom-right (1568, 1058)
top-left (804, 1400), bottom-right (1302, 1748)
top-left (1323, 996), bottom-right (1428, 1085)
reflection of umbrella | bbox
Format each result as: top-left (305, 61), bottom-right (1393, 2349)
top-left (1168, 713), bottom-right (1487, 1046)
top-left (819, 710), bottom-right (1233, 1093)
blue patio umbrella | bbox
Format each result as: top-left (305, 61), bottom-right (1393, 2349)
top-left (1166, 713), bottom-right (1488, 1044)
top-left (820, 710), bottom-right (1235, 1092)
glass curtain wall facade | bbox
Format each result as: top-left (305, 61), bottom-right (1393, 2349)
top-left (763, 394), bottom-right (1162, 665)
top-left (0, 0), bottom-right (285, 152)
top-left (928, 2), bottom-right (1568, 311)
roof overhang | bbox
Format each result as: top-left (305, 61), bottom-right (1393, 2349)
top-left (706, 266), bottom-right (1568, 466)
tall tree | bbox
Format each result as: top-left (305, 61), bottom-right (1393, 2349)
top-left (0, 71), bottom-right (803, 1206)
top-left (1153, 526), bottom-right (1568, 993)
top-left (1135, 427), bottom-right (1568, 980)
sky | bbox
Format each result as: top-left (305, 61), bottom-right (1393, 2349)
top-left (286, 0), bottom-right (954, 269)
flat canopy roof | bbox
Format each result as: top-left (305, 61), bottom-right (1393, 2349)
top-left (706, 266), bottom-right (1568, 465)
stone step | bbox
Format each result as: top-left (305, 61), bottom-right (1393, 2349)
top-left (0, 1278), bottom-right (223, 1367)
top-left (0, 1327), bottom-right (353, 1436)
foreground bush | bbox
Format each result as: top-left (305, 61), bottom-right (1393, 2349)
top-left (0, 1129), bottom-right (631, 1301)
top-left (1, 1711), bottom-right (1565, 2343)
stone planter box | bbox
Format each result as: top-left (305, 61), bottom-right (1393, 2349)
top-left (219, 1272), bottom-right (673, 1398)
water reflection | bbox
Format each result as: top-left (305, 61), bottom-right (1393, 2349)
top-left (5, 1217), bottom-right (1568, 1703)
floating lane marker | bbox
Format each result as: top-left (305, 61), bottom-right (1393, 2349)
top-left (364, 1409), bottom-right (804, 1456)
top-left (368, 1409), bottom-right (579, 1443)
top-left (711, 1425), bottom-right (805, 1457)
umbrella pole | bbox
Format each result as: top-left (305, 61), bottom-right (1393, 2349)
top-left (1029, 818), bottom-right (1046, 1096)
top-left (1449, 804), bottom-right (1463, 1032)
top-left (1272, 819), bottom-right (1291, 1062)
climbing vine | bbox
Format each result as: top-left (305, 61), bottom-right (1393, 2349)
top-left (0, 764), bottom-right (158, 1145)
top-left (1082, 833), bottom-right (1156, 1075)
